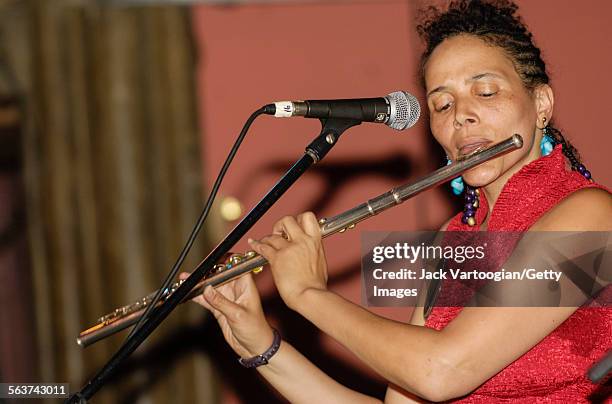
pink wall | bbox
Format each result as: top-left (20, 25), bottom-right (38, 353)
top-left (517, 0), bottom-right (612, 182)
top-left (192, 1), bottom-right (611, 401)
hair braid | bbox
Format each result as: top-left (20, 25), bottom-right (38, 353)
top-left (546, 126), bottom-right (583, 170)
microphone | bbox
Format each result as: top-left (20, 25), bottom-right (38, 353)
top-left (264, 91), bottom-right (420, 131)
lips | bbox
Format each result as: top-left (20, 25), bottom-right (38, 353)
top-left (457, 139), bottom-right (492, 158)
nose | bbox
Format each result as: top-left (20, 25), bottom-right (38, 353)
top-left (453, 98), bottom-right (479, 129)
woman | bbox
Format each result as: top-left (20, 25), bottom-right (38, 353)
top-left (185, 1), bottom-right (611, 402)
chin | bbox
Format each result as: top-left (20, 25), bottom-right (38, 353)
top-left (462, 163), bottom-right (501, 188)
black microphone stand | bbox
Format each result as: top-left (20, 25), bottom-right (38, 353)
top-left (67, 117), bottom-right (361, 403)
top-left (588, 349), bottom-right (612, 384)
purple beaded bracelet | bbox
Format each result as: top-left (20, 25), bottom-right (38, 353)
top-left (238, 329), bottom-right (281, 368)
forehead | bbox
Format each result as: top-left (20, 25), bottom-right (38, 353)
top-left (424, 35), bottom-right (519, 90)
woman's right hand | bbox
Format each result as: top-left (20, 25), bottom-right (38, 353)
top-left (179, 271), bottom-right (274, 359)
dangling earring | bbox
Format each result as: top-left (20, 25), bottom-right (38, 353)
top-left (447, 157), bottom-right (479, 227)
top-left (447, 158), bottom-right (464, 195)
top-left (539, 117), bottom-right (555, 156)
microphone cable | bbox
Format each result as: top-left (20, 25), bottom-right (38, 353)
top-left (124, 105), bottom-right (273, 343)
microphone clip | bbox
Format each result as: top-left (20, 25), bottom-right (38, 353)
top-left (305, 118), bottom-right (361, 163)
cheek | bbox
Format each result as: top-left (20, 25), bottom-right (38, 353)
top-left (429, 116), bottom-right (453, 153)
top-left (492, 94), bottom-right (536, 132)
top-left (491, 98), bottom-right (538, 157)
top-left (481, 98), bottom-right (514, 128)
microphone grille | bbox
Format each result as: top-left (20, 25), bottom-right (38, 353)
top-left (387, 91), bottom-right (421, 131)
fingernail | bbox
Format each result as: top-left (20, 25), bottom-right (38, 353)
top-left (204, 286), bottom-right (214, 298)
top-left (247, 238), bottom-right (254, 244)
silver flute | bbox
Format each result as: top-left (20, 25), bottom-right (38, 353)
top-left (77, 134), bottom-right (523, 347)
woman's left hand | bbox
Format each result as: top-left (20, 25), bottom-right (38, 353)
top-left (248, 212), bottom-right (328, 310)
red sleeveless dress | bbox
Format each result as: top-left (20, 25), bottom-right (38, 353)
top-left (425, 145), bottom-right (611, 402)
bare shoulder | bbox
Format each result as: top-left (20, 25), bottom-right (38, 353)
top-left (532, 187), bottom-right (612, 231)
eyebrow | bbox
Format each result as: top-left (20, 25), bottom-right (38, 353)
top-left (426, 72), bottom-right (504, 98)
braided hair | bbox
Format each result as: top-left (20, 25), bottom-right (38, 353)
top-left (416, 0), bottom-right (585, 171)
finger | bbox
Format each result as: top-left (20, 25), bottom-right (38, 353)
top-left (191, 288), bottom-right (223, 320)
top-left (181, 272), bottom-right (208, 306)
top-left (242, 272), bottom-right (257, 289)
top-left (180, 273), bottom-right (229, 320)
top-left (297, 211), bottom-right (321, 239)
top-left (236, 272), bottom-right (262, 309)
top-left (204, 286), bottom-right (239, 322)
top-left (260, 234), bottom-right (290, 250)
top-left (198, 294), bottom-right (219, 315)
top-left (272, 218), bottom-right (288, 238)
top-left (191, 293), bottom-right (207, 307)
top-left (273, 215), bottom-right (306, 241)
top-left (248, 238), bottom-right (279, 261)
top-left (214, 274), bottom-right (260, 312)
top-left (231, 271), bottom-right (253, 296)
top-left (214, 281), bottom-right (237, 302)
top-left (203, 286), bottom-right (244, 322)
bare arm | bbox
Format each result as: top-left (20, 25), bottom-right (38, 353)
top-left (258, 340), bottom-right (381, 404)
top-left (184, 272), bottom-right (381, 404)
top-left (294, 288), bottom-right (577, 401)
top-left (250, 188), bottom-right (612, 402)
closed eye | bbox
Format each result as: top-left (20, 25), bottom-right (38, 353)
top-left (436, 102), bottom-right (452, 112)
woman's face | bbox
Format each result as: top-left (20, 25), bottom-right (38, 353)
top-left (424, 35), bottom-right (548, 188)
